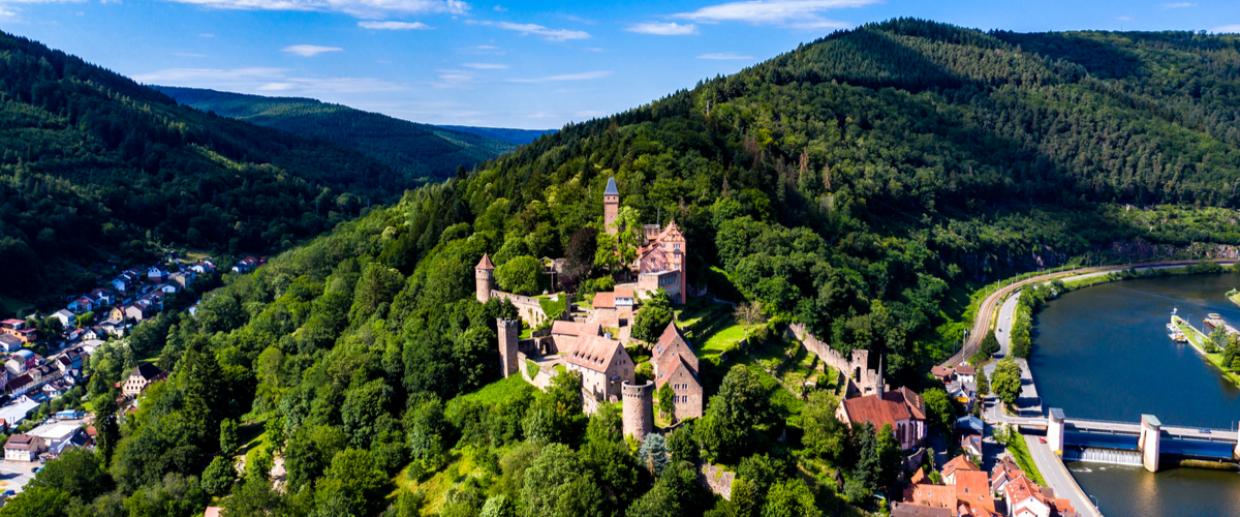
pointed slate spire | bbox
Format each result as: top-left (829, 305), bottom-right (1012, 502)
top-left (604, 176), bottom-right (619, 196)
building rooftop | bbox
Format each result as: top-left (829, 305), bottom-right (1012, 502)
top-left (476, 253), bottom-right (495, 271)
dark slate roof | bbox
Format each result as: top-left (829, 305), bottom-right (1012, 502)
top-left (604, 177), bottom-right (619, 196)
top-left (131, 362), bottom-right (164, 381)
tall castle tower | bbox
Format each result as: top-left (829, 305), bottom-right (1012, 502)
top-left (622, 380), bottom-right (654, 442)
top-left (603, 177), bottom-right (620, 235)
top-left (475, 254), bottom-right (495, 303)
top-left (497, 318), bottom-right (519, 378)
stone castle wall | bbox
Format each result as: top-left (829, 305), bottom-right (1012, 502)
top-left (789, 323), bottom-right (885, 396)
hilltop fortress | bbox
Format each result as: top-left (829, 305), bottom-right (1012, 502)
top-left (476, 176), bottom-right (703, 438)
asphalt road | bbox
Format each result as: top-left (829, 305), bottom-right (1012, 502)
top-left (1024, 434), bottom-right (1103, 517)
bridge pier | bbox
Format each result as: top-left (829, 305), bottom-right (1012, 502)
top-left (1138, 414), bottom-right (1162, 473)
top-left (1047, 407), bottom-right (1065, 456)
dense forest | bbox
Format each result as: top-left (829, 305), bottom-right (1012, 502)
top-left (8, 19), bottom-right (1240, 517)
top-left (156, 87), bottom-right (548, 182)
top-left (0, 31), bottom-right (415, 307)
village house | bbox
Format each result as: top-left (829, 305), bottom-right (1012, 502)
top-left (891, 502), bottom-right (952, 517)
top-left (956, 469), bottom-right (997, 517)
top-left (67, 296), bottom-right (94, 314)
top-left (0, 334), bottom-right (23, 354)
top-left (941, 454), bottom-right (980, 486)
top-left (6, 350), bottom-right (36, 375)
top-left (3, 434), bottom-right (44, 462)
top-left (651, 322), bottom-right (704, 421)
top-left (836, 386), bottom-right (927, 450)
top-left (89, 288), bottom-right (114, 307)
top-left (28, 421), bottom-right (87, 455)
top-left (50, 309), bottom-right (75, 329)
top-left (123, 300), bottom-right (156, 322)
top-left (0, 319), bottom-right (36, 344)
top-left (122, 363), bottom-right (166, 398)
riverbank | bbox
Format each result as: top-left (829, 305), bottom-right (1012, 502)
top-left (1170, 315), bottom-right (1240, 388)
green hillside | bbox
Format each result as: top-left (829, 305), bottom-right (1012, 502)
top-left (0, 31), bottom-right (412, 307)
top-left (156, 86), bottom-right (544, 180)
top-left (12, 19), bottom-right (1240, 517)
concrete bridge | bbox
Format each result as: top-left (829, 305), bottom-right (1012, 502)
top-left (1043, 408), bottom-right (1240, 472)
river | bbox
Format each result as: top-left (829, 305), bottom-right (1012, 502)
top-left (1029, 273), bottom-right (1240, 517)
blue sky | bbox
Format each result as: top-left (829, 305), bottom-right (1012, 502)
top-left (2, 1), bottom-right (1239, 129)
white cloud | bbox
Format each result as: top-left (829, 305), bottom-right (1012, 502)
top-left (163, 0), bottom-right (468, 17)
top-left (282, 44), bottom-right (343, 57)
top-left (132, 66), bottom-right (405, 95)
top-left (674, 0), bottom-right (875, 29)
top-left (1212, 24), bottom-right (1240, 33)
top-left (697, 52), bottom-right (753, 61)
top-left (627, 21), bottom-right (697, 36)
top-left (462, 62), bottom-right (508, 69)
top-left (507, 70), bottom-right (611, 83)
top-left (358, 20), bottom-right (429, 30)
top-left (1162, 2), bottom-right (1196, 8)
top-left (0, 6), bottom-right (17, 20)
top-left (486, 21), bottom-right (589, 41)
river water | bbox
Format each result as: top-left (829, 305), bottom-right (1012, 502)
top-left (1029, 273), bottom-right (1240, 517)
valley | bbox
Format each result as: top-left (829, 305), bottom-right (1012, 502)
top-left (2, 13), bottom-right (1240, 517)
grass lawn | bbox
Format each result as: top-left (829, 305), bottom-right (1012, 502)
top-left (700, 322), bottom-right (758, 362)
top-left (1171, 316), bottom-right (1240, 388)
top-left (446, 374), bottom-right (533, 409)
top-left (1228, 289), bottom-right (1240, 308)
top-left (1000, 430), bottom-right (1046, 486)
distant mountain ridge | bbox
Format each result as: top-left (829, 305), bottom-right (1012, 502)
top-left (155, 86), bottom-right (554, 180)
top-left (0, 30), bottom-right (410, 304)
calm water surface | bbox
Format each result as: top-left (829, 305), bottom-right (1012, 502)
top-left (1030, 273), bottom-right (1240, 517)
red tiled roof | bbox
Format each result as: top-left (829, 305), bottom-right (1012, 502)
top-left (891, 503), bottom-right (952, 517)
top-left (592, 292), bottom-right (616, 309)
top-left (615, 286), bottom-right (635, 298)
top-left (563, 335), bottom-right (625, 373)
top-left (476, 254), bottom-right (495, 270)
top-left (942, 454), bottom-right (979, 479)
top-left (910, 484), bottom-right (955, 509)
top-left (955, 470), bottom-right (995, 514)
top-left (955, 363), bottom-right (976, 375)
top-left (842, 393), bottom-right (912, 429)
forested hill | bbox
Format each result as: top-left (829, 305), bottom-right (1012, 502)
top-left (0, 31), bottom-right (411, 306)
top-left (15, 19), bottom-right (1240, 517)
top-left (156, 86), bottom-right (547, 180)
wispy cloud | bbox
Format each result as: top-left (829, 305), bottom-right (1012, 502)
top-left (627, 21), bottom-right (697, 36)
top-left (133, 67), bottom-right (405, 95)
top-left (432, 69), bottom-right (475, 88)
top-left (697, 52), bottom-right (753, 61)
top-left (485, 21), bottom-right (589, 41)
top-left (163, 0), bottom-right (468, 18)
top-left (1162, 2), bottom-right (1196, 8)
top-left (462, 62), bottom-right (508, 70)
top-left (674, 0), bottom-right (875, 30)
top-left (507, 70), bottom-right (611, 83)
top-left (282, 44), bottom-right (343, 57)
top-left (358, 20), bottom-right (430, 30)
top-left (1212, 24), bottom-right (1240, 33)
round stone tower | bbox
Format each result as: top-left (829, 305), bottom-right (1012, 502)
top-left (622, 380), bottom-right (654, 442)
top-left (475, 253), bottom-right (495, 303)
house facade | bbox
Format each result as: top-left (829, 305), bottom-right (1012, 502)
top-left (3, 434), bottom-right (43, 462)
top-left (122, 363), bottom-right (166, 398)
top-left (651, 322), bottom-right (704, 421)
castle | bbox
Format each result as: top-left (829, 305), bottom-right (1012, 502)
top-left (604, 177), bottom-right (688, 305)
top-left (480, 176), bottom-right (702, 440)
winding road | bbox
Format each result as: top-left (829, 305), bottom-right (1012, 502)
top-left (941, 259), bottom-right (1235, 369)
